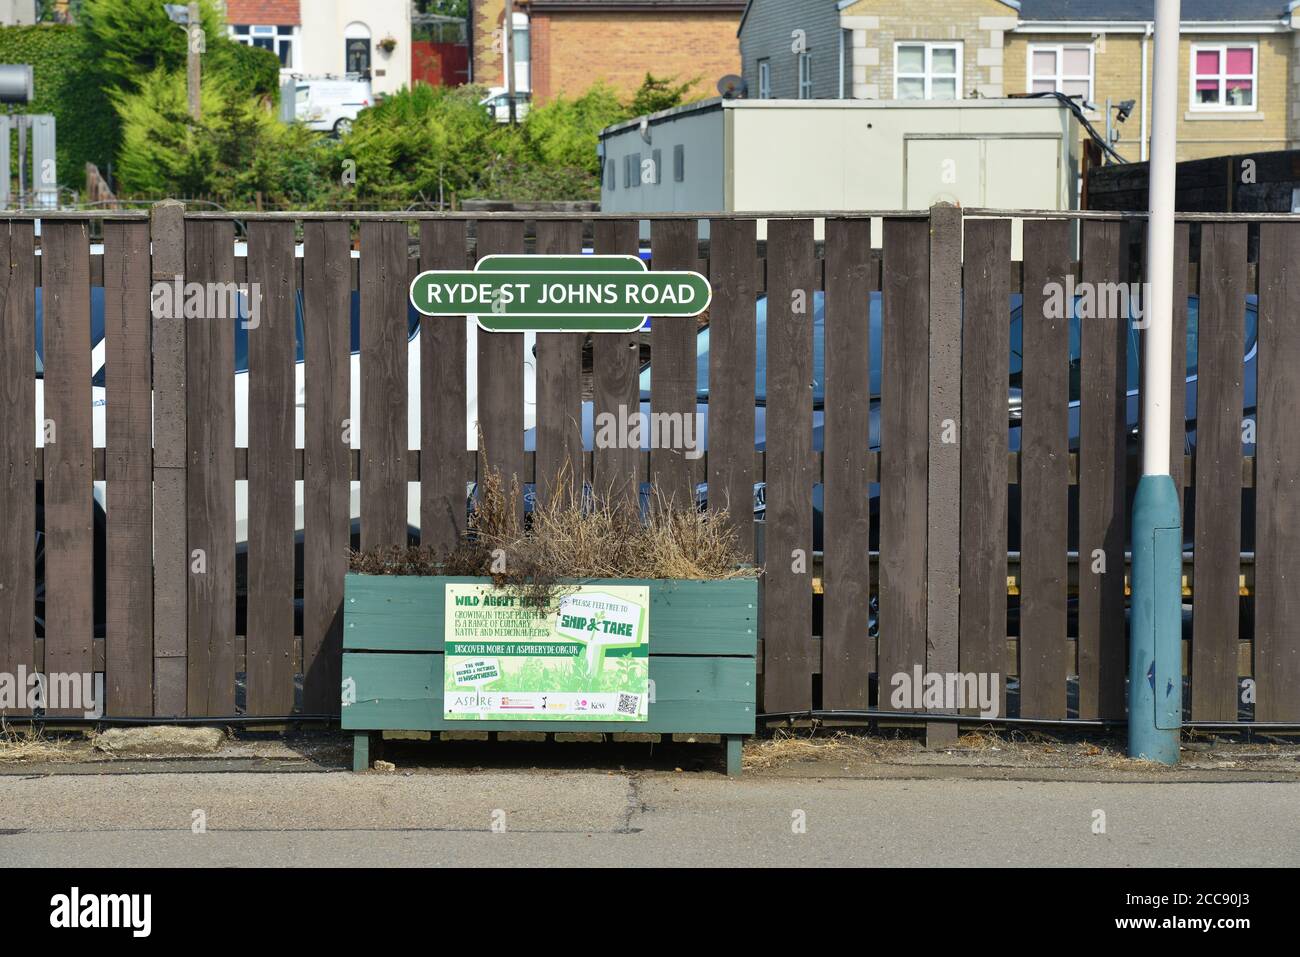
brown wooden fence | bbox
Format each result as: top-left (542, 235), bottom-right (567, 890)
top-left (0, 205), bottom-right (1297, 726)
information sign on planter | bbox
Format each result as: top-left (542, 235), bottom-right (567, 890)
top-left (409, 254), bottom-right (711, 333)
top-left (443, 583), bottom-right (650, 721)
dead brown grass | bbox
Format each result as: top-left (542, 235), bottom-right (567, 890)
top-left (744, 729), bottom-right (915, 770)
top-left (934, 729), bottom-right (1171, 770)
top-left (0, 723), bottom-right (75, 763)
top-left (956, 731), bottom-right (1008, 751)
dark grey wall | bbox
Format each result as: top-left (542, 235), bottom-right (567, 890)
top-left (739, 0), bottom-right (843, 99)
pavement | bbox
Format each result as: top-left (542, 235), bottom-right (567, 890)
top-left (1, 730), bottom-right (1297, 867)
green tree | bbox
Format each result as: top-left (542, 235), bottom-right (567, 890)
top-left (82, 0), bottom-right (278, 100)
top-left (467, 156), bottom-right (603, 202)
top-left (521, 84), bottom-right (624, 177)
top-left (339, 83), bottom-right (504, 204)
top-left (627, 72), bottom-right (700, 117)
top-left (109, 68), bottom-right (219, 197)
top-left (111, 68), bottom-right (333, 205)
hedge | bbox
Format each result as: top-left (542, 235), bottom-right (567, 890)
top-left (209, 36), bottom-right (281, 103)
top-left (0, 24), bottom-right (116, 192)
top-left (0, 21), bottom-right (280, 197)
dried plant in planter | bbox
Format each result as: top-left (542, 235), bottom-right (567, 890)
top-left (463, 462), bottom-right (572, 611)
top-left (348, 453), bottom-right (762, 608)
top-left (346, 544), bottom-right (443, 577)
top-left (474, 459), bottom-right (760, 579)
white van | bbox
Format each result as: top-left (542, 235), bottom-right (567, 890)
top-left (295, 78), bottom-right (372, 136)
top-left (480, 87), bottom-right (530, 123)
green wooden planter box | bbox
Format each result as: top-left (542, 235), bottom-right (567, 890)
top-left (341, 574), bottom-right (758, 775)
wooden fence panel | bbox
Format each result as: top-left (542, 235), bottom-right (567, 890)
top-left (0, 223), bottom-right (35, 716)
top-left (185, 219), bottom-right (238, 715)
top-left (150, 202), bottom-right (188, 716)
top-left (705, 219), bottom-right (757, 560)
top-left (926, 205), bottom-right (962, 742)
top-left (360, 221), bottom-right (409, 550)
top-left (245, 221), bottom-right (296, 714)
top-left (42, 221), bottom-right (94, 714)
top-left (419, 220), bottom-right (470, 551)
top-left (474, 220), bottom-right (525, 507)
top-left (5, 208), bottom-right (1297, 723)
top-left (1255, 221), bottom-right (1300, 721)
top-left (103, 221), bottom-right (154, 716)
top-left (877, 218), bottom-right (929, 712)
top-left (592, 220), bottom-right (642, 510)
top-left (821, 217), bottom-right (873, 710)
top-left (1077, 219), bottom-right (1127, 720)
top-left (649, 219), bottom-right (698, 506)
top-left (302, 220), bottom-right (352, 715)
top-left (1191, 223), bottom-right (1246, 721)
top-left (761, 219), bottom-right (817, 712)
top-left (959, 218), bottom-right (1010, 719)
top-left (1018, 219), bottom-right (1070, 719)
top-left (533, 220), bottom-right (584, 507)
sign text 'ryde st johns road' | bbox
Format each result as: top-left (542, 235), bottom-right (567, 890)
top-left (409, 254), bottom-right (712, 333)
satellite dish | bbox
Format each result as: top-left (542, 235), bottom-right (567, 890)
top-left (717, 74), bottom-right (748, 99)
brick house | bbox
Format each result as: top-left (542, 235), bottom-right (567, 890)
top-left (738, 0), bottom-right (1300, 161)
top-left (1004, 1), bottom-right (1299, 161)
top-left (471, 0), bottom-right (745, 103)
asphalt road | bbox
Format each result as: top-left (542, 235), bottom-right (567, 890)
top-left (2, 771), bottom-right (1296, 867)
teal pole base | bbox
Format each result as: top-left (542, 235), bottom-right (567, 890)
top-left (1129, 474), bottom-right (1183, 764)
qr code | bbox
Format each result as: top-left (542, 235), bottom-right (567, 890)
top-left (617, 693), bottom-right (640, 716)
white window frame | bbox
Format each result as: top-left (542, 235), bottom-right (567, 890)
top-left (757, 58), bottom-right (771, 99)
top-left (1026, 42), bottom-right (1094, 104)
top-left (1189, 41), bottom-right (1258, 113)
top-left (798, 51), bottom-right (813, 99)
top-left (893, 41), bottom-right (963, 101)
top-left (229, 24), bottom-right (299, 70)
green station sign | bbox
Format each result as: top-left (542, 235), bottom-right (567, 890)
top-left (409, 253), bottom-right (712, 333)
